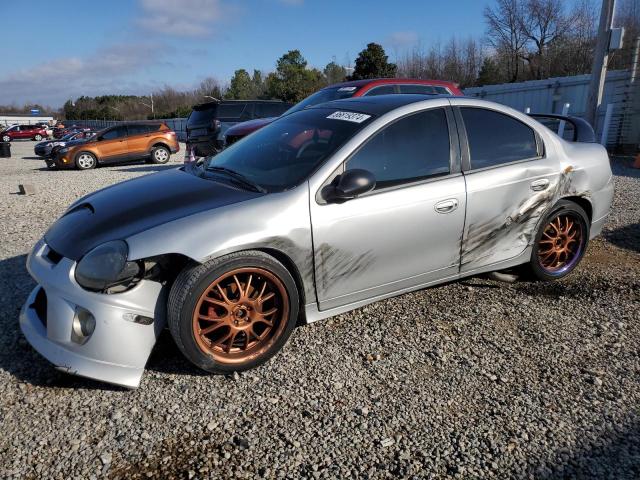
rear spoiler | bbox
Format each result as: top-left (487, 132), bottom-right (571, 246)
top-left (528, 113), bottom-right (596, 143)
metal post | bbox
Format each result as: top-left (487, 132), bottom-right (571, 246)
top-left (558, 103), bottom-right (570, 138)
top-left (585, 0), bottom-right (616, 127)
top-left (600, 103), bottom-right (614, 145)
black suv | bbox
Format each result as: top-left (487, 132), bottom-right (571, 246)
top-left (186, 100), bottom-right (292, 156)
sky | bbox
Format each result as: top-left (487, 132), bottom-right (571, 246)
top-left (0, 0), bottom-right (491, 107)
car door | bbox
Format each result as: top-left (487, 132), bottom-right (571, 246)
top-left (451, 100), bottom-right (561, 272)
top-left (126, 124), bottom-right (150, 158)
top-left (96, 126), bottom-right (129, 162)
top-left (310, 106), bottom-right (466, 311)
top-left (16, 126), bottom-right (30, 139)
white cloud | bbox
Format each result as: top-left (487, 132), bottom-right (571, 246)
top-left (137, 0), bottom-right (227, 37)
top-left (0, 43), bottom-right (167, 106)
top-left (387, 31), bottom-right (419, 49)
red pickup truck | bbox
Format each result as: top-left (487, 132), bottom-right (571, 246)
top-left (223, 78), bottom-right (463, 146)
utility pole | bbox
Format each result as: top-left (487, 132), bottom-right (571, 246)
top-left (585, 0), bottom-right (616, 127)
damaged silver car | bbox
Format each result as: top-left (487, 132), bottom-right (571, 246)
top-left (20, 95), bottom-right (614, 388)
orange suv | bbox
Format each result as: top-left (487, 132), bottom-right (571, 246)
top-left (50, 122), bottom-right (179, 170)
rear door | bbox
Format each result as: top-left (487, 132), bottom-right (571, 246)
top-left (95, 126), bottom-right (129, 162)
top-left (126, 124), bottom-right (151, 157)
top-left (452, 100), bottom-right (561, 272)
top-left (310, 106), bottom-right (466, 310)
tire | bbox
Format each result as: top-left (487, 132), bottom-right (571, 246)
top-left (150, 145), bottom-right (170, 164)
top-left (75, 151), bottom-right (97, 170)
top-left (34, 134), bottom-right (43, 141)
top-left (168, 251), bottom-right (299, 374)
top-left (1, 135), bottom-right (10, 142)
top-left (528, 200), bottom-right (589, 281)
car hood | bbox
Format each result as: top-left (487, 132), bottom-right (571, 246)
top-left (225, 117), bottom-right (276, 136)
top-left (45, 168), bottom-right (262, 260)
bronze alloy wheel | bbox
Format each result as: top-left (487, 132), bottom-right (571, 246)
top-left (192, 267), bottom-right (289, 364)
top-left (537, 213), bottom-right (584, 274)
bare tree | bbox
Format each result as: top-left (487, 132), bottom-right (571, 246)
top-left (484, 0), bottom-right (529, 81)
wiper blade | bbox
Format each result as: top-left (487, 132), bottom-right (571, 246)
top-left (206, 166), bottom-right (267, 193)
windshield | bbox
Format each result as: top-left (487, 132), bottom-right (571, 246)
top-left (60, 133), bottom-right (77, 141)
top-left (284, 86), bottom-right (359, 116)
top-left (202, 108), bottom-right (374, 192)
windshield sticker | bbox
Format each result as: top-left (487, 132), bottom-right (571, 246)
top-left (337, 86), bottom-right (358, 92)
top-left (326, 111), bottom-right (371, 123)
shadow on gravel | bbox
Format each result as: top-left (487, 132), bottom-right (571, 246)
top-left (603, 223), bottom-right (640, 254)
top-left (533, 420), bottom-right (640, 479)
top-left (115, 164), bottom-right (180, 173)
top-left (145, 330), bottom-right (209, 378)
top-left (0, 253), bottom-right (126, 391)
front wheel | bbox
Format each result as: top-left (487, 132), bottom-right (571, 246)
top-left (150, 145), bottom-right (170, 164)
top-left (528, 200), bottom-right (589, 281)
top-left (1, 135), bottom-right (10, 142)
top-left (75, 151), bottom-right (97, 170)
top-left (168, 251), bottom-right (299, 374)
top-left (34, 134), bottom-right (43, 141)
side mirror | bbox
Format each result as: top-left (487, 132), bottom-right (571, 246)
top-left (322, 169), bottom-right (376, 203)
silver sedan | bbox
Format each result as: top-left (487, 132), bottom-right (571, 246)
top-left (20, 95), bottom-right (614, 388)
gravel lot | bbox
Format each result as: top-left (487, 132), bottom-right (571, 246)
top-left (0, 141), bottom-right (638, 479)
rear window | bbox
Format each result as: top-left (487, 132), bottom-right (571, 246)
top-left (285, 86), bottom-right (360, 115)
top-left (188, 105), bottom-right (217, 126)
top-left (217, 104), bottom-right (248, 121)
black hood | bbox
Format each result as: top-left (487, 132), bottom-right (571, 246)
top-left (45, 168), bottom-right (261, 260)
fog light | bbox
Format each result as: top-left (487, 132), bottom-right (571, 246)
top-left (71, 307), bottom-right (95, 344)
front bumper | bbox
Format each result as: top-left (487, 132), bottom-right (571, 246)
top-left (19, 240), bottom-right (167, 388)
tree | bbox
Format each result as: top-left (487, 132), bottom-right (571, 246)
top-left (350, 43), bottom-right (397, 80)
top-left (266, 50), bottom-right (325, 103)
top-left (198, 77), bottom-right (223, 100)
top-left (324, 60), bottom-right (347, 85)
top-left (227, 69), bottom-right (253, 99)
top-left (484, 0), bottom-right (528, 82)
top-left (476, 58), bottom-right (503, 85)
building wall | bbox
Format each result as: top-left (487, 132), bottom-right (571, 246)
top-left (0, 115), bottom-right (55, 127)
top-left (464, 70), bottom-right (634, 150)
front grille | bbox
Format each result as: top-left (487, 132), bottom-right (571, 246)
top-left (31, 287), bottom-right (47, 328)
top-left (44, 246), bottom-right (63, 265)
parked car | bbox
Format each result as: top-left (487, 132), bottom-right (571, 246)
top-left (223, 78), bottom-right (463, 146)
top-left (20, 95), bottom-right (613, 388)
top-left (51, 122), bottom-right (179, 170)
top-left (1, 124), bottom-right (49, 142)
top-left (186, 100), bottom-right (292, 157)
top-left (34, 130), bottom-right (95, 158)
top-left (53, 124), bottom-right (89, 139)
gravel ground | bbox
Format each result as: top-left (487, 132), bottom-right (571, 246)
top-left (0, 141), bottom-right (638, 479)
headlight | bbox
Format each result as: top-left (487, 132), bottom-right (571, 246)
top-left (75, 240), bottom-right (141, 291)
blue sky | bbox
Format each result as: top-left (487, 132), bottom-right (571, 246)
top-left (0, 0), bottom-right (491, 107)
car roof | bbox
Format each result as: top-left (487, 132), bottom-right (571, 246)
top-left (327, 77), bottom-right (458, 89)
top-left (310, 93), bottom-right (454, 116)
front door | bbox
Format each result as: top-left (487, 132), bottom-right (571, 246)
top-left (453, 104), bottom-right (561, 272)
top-left (96, 126), bottom-right (129, 162)
top-left (310, 107), bottom-right (466, 311)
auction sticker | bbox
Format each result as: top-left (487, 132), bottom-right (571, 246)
top-left (326, 111), bottom-right (371, 123)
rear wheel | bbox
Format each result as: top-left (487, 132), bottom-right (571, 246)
top-left (34, 134), bottom-right (43, 141)
top-left (75, 151), bottom-right (97, 170)
top-left (168, 251), bottom-right (299, 374)
top-left (528, 200), bottom-right (589, 281)
top-left (150, 145), bottom-right (170, 164)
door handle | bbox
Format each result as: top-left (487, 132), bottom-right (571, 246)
top-left (434, 199), bottom-right (459, 214)
top-left (530, 179), bottom-right (550, 191)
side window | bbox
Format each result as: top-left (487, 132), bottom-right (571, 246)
top-left (461, 108), bottom-right (538, 169)
top-left (434, 86), bottom-right (451, 94)
top-left (363, 85), bottom-right (396, 96)
top-left (399, 84), bottom-right (436, 95)
top-left (127, 124), bottom-right (148, 136)
top-left (101, 126), bottom-right (127, 140)
top-left (346, 108), bottom-right (451, 190)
